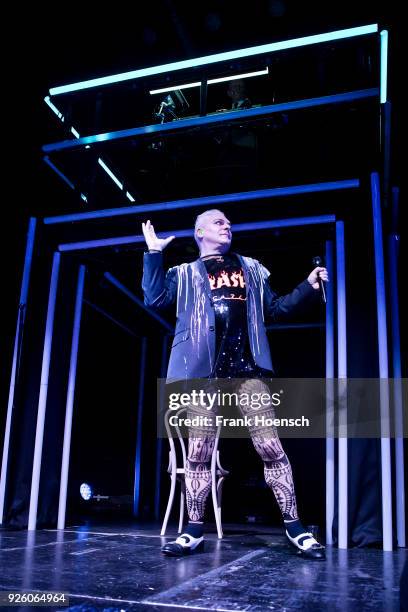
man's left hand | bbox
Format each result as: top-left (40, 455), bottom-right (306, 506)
top-left (307, 267), bottom-right (329, 290)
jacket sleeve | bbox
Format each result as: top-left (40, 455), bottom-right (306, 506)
top-left (142, 252), bottom-right (177, 311)
top-left (261, 264), bottom-right (318, 323)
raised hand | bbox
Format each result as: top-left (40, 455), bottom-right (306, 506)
top-left (142, 219), bottom-right (175, 252)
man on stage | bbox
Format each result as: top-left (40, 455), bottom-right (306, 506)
top-left (142, 210), bottom-right (328, 559)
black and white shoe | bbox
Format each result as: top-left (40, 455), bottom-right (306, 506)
top-left (161, 533), bottom-right (204, 557)
top-left (286, 530), bottom-right (325, 560)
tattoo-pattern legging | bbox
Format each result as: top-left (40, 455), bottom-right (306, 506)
top-left (185, 378), bottom-right (298, 523)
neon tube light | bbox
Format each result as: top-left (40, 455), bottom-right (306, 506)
top-left (149, 68), bottom-right (269, 95)
top-left (380, 30), bottom-right (388, 104)
top-left (49, 25), bottom-right (378, 96)
top-left (97, 158), bottom-right (123, 189)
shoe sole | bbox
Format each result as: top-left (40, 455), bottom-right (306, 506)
top-left (297, 551), bottom-right (326, 560)
top-left (162, 540), bottom-right (205, 557)
top-left (287, 540), bottom-right (326, 560)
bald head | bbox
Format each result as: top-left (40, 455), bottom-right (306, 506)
top-left (194, 209), bottom-right (224, 236)
top-left (194, 209), bottom-right (232, 255)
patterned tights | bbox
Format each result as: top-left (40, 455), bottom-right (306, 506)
top-left (185, 379), bottom-right (299, 523)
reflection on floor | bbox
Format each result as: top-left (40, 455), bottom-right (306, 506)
top-left (0, 522), bottom-right (406, 611)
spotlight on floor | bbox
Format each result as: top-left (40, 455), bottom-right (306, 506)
top-left (79, 482), bottom-right (93, 501)
top-left (79, 482), bottom-right (132, 514)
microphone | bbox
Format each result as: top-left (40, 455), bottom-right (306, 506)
top-left (312, 256), bottom-right (326, 303)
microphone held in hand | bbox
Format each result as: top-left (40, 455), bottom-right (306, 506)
top-left (312, 256), bottom-right (326, 304)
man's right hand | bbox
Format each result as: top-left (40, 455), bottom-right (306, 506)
top-left (142, 219), bottom-right (175, 252)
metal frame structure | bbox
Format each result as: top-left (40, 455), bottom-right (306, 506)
top-left (42, 24), bottom-right (383, 205)
top-left (1, 23), bottom-right (401, 554)
top-left (42, 90), bottom-right (379, 154)
top-left (39, 211), bottom-right (340, 537)
top-left (0, 172), bottom-right (399, 552)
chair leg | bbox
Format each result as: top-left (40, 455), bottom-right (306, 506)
top-left (160, 461), bottom-right (177, 536)
top-left (212, 460), bottom-right (223, 539)
top-left (212, 481), bottom-right (223, 539)
top-left (217, 477), bottom-right (226, 526)
top-left (178, 484), bottom-right (185, 533)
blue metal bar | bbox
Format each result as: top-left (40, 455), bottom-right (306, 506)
top-left (380, 30), bottom-right (388, 104)
top-left (43, 156), bottom-right (75, 190)
top-left (45, 180), bottom-right (359, 225)
top-left (43, 89), bottom-right (378, 153)
top-left (381, 101), bottom-right (391, 207)
top-left (19, 219), bottom-right (37, 302)
top-left (49, 24), bottom-right (378, 96)
top-left (58, 215), bottom-right (335, 253)
top-left (388, 233), bottom-right (405, 547)
top-left (336, 221), bottom-right (348, 549)
top-left (154, 335), bottom-right (170, 520)
top-left (371, 171), bottom-right (393, 551)
top-left (28, 252), bottom-right (61, 530)
top-left (134, 337), bottom-right (147, 517)
top-left (0, 218), bottom-right (37, 524)
top-left (325, 240), bottom-right (335, 546)
top-left (58, 265), bottom-right (86, 529)
top-left (103, 272), bottom-right (174, 333)
top-left (336, 223), bottom-right (347, 377)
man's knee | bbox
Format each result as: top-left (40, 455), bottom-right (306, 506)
top-left (187, 436), bottom-right (216, 463)
top-left (251, 435), bottom-right (286, 463)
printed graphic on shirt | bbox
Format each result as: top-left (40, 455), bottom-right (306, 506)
top-left (203, 256), bottom-right (246, 304)
top-left (208, 269), bottom-right (245, 296)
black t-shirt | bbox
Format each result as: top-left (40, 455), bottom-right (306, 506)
top-left (202, 253), bottom-right (270, 378)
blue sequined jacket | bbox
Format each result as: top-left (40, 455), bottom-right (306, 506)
top-left (142, 251), bottom-right (316, 381)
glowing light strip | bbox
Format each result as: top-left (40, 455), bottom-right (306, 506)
top-left (149, 82), bottom-right (201, 95)
top-left (44, 96), bottom-right (64, 121)
top-left (208, 67), bottom-right (268, 85)
top-left (49, 24), bottom-right (378, 96)
top-left (97, 158), bottom-right (123, 189)
top-left (98, 160), bottom-right (137, 202)
top-left (149, 68), bottom-right (269, 95)
top-left (380, 30), bottom-right (388, 103)
top-left (371, 171), bottom-right (393, 551)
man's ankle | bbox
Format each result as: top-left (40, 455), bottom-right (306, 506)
top-left (184, 521), bottom-right (204, 538)
top-left (284, 518), bottom-right (307, 539)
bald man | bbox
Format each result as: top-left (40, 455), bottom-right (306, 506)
top-left (142, 210), bottom-right (328, 559)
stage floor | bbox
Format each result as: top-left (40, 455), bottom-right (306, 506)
top-left (0, 522), bottom-right (406, 611)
